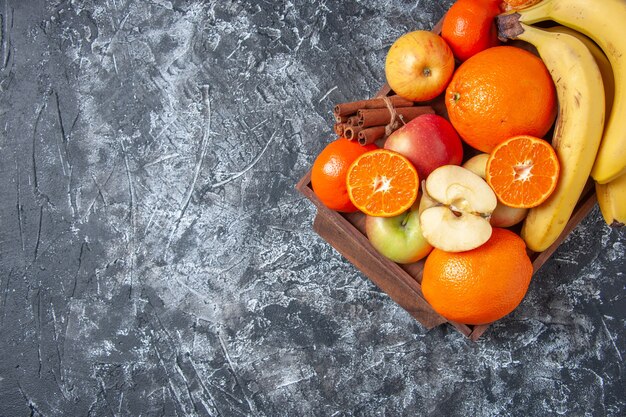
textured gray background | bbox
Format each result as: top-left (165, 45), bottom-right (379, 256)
top-left (0, 0), bottom-right (624, 416)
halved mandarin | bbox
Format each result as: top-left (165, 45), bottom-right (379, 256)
top-left (486, 135), bottom-right (560, 208)
top-left (346, 149), bottom-right (419, 217)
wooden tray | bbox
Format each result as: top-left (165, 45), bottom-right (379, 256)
top-left (296, 14), bottom-right (599, 341)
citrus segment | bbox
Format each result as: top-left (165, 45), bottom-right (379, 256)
top-left (486, 135), bottom-right (560, 208)
top-left (346, 149), bottom-right (419, 217)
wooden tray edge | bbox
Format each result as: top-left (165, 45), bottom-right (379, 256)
top-left (296, 172), bottom-right (599, 341)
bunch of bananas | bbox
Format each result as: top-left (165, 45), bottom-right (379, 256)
top-left (497, 0), bottom-right (626, 252)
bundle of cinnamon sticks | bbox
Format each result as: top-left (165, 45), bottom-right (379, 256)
top-left (333, 95), bottom-right (435, 145)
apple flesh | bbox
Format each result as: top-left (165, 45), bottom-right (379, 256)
top-left (384, 114), bottom-right (464, 181)
top-left (385, 30), bottom-right (455, 102)
top-left (463, 154), bottom-right (528, 227)
top-left (419, 165), bottom-right (497, 252)
top-left (418, 180), bottom-right (438, 215)
top-left (366, 204), bottom-right (433, 264)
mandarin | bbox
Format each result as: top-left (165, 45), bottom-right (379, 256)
top-left (445, 46), bottom-right (557, 153)
top-left (422, 228), bottom-right (533, 325)
top-left (441, 0), bottom-right (502, 62)
top-left (486, 135), bottom-right (560, 208)
top-left (346, 149), bottom-right (419, 217)
top-left (311, 137), bottom-right (377, 212)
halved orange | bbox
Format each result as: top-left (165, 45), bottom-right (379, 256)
top-left (346, 149), bottom-right (419, 217)
top-left (486, 135), bottom-right (560, 208)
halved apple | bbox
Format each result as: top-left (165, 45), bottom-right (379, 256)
top-left (419, 165), bottom-right (497, 252)
top-left (418, 180), bottom-right (438, 216)
top-left (463, 153), bottom-right (529, 228)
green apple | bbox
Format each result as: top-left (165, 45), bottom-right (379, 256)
top-left (463, 154), bottom-right (529, 228)
top-left (365, 204), bottom-right (433, 264)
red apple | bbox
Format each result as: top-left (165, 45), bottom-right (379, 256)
top-left (384, 114), bottom-right (464, 181)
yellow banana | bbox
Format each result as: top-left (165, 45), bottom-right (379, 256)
top-left (543, 26), bottom-right (624, 228)
top-left (498, 23), bottom-right (605, 252)
top-left (544, 26), bottom-right (615, 115)
top-left (596, 174), bottom-right (626, 227)
top-left (501, 0), bottom-right (626, 184)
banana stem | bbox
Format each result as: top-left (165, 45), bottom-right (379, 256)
top-left (496, 0), bottom-right (555, 39)
top-left (496, 13), bottom-right (525, 40)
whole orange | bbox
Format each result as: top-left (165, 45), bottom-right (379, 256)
top-left (422, 228), bottom-right (533, 325)
top-left (311, 137), bottom-right (377, 212)
top-left (441, 0), bottom-right (502, 62)
top-left (445, 46), bottom-right (557, 153)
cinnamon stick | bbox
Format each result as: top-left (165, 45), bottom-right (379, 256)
top-left (347, 115), bottom-right (360, 126)
top-left (334, 95), bottom-right (415, 118)
top-left (358, 106), bottom-right (434, 128)
top-left (358, 127), bottom-right (386, 145)
top-left (335, 115), bottom-right (350, 123)
top-left (344, 125), bottom-right (363, 141)
top-left (334, 123), bottom-right (346, 137)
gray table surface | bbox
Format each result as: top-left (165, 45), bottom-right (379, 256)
top-left (0, 0), bottom-right (624, 416)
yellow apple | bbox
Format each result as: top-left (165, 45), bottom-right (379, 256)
top-left (463, 154), bottom-right (529, 227)
top-left (385, 31), bottom-right (455, 102)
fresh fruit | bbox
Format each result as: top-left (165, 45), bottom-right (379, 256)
top-left (502, 0), bottom-right (541, 10)
top-left (545, 26), bottom-right (615, 115)
top-left (490, 201), bottom-right (529, 229)
top-left (383, 114), bottom-right (464, 181)
top-left (311, 137), bottom-right (377, 212)
top-left (422, 228), bottom-right (533, 325)
top-left (445, 46), bottom-right (557, 153)
top-left (596, 174), bottom-right (626, 227)
top-left (504, 0), bottom-right (626, 183)
top-left (496, 22), bottom-right (606, 252)
top-left (419, 165), bottom-right (497, 252)
top-left (462, 153), bottom-right (528, 227)
top-left (459, 153), bottom-right (490, 178)
top-left (441, 0), bottom-right (501, 62)
top-left (486, 135), bottom-right (560, 209)
top-left (346, 149), bottom-right (418, 217)
top-left (385, 30), bottom-right (455, 102)
top-left (365, 203), bottom-right (433, 264)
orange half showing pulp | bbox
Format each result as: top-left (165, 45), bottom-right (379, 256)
top-left (346, 149), bottom-right (419, 217)
top-left (486, 135), bottom-right (560, 208)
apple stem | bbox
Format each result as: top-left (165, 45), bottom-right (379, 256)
top-left (401, 212), bottom-right (410, 227)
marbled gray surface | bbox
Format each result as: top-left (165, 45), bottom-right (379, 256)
top-left (0, 0), bottom-right (624, 416)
